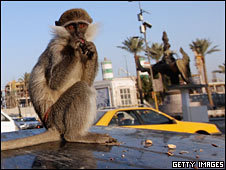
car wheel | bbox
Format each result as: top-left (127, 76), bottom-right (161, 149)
top-left (195, 130), bottom-right (210, 135)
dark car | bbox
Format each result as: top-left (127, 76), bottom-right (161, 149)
top-left (13, 117), bottom-right (43, 130)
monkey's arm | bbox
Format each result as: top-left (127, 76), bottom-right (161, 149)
top-left (46, 42), bottom-right (80, 90)
top-left (81, 41), bottom-right (98, 86)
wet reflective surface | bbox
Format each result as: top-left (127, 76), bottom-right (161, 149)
top-left (1, 126), bottom-right (225, 169)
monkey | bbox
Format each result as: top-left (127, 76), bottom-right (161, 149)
top-left (1, 8), bottom-right (118, 151)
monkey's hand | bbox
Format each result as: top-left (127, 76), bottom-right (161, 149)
top-left (69, 39), bottom-right (82, 49)
top-left (81, 41), bottom-right (98, 86)
top-left (80, 41), bottom-right (97, 59)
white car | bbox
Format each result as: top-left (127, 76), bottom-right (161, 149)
top-left (1, 111), bottom-right (20, 133)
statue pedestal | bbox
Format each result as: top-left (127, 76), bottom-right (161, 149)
top-left (181, 88), bottom-right (190, 121)
top-left (163, 84), bottom-right (209, 122)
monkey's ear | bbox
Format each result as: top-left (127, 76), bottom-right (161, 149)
top-left (55, 21), bottom-right (61, 26)
top-left (50, 25), bottom-right (70, 39)
top-left (85, 22), bottom-right (100, 41)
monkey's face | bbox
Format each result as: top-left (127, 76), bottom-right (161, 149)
top-left (65, 22), bottom-right (89, 41)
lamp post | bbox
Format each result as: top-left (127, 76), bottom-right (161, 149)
top-left (137, 2), bottom-right (159, 110)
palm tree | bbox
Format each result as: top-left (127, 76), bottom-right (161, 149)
top-left (117, 37), bottom-right (145, 104)
top-left (190, 38), bottom-right (220, 108)
top-left (146, 42), bottom-right (166, 105)
top-left (146, 43), bottom-right (164, 62)
top-left (146, 42), bottom-right (165, 83)
top-left (213, 63), bottom-right (225, 81)
top-left (18, 72), bottom-right (30, 107)
top-left (214, 63), bottom-right (225, 74)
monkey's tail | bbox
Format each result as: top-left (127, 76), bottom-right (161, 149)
top-left (1, 128), bottom-right (61, 151)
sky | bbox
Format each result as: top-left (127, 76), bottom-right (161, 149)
top-left (1, 1), bottom-right (225, 90)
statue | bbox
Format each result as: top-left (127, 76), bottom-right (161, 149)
top-left (136, 31), bottom-right (191, 85)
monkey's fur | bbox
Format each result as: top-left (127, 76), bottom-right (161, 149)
top-left (2, 8), bottom-right (117, 151)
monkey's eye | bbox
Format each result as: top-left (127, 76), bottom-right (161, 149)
top-left (67, 25), bottom-right (74, 30)
top-left (78, 23), bottom-right (88, 29)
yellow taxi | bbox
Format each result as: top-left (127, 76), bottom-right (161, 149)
top-left (95, 107), bottom-right (221, 135)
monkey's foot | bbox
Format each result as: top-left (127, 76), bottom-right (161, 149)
top-left (64, 132), bottom-right (121, 145)
top-left (96, 133), bottom-right (121, 146)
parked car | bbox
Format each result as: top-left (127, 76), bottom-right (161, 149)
top-left (13, 117), bottom-right (43, 130)
top-left (95, 107), bottom-right (221, 135)
top-left (1, 111), bottom-right (20, 133)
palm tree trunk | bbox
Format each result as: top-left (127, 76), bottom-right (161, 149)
top-left (16, 99), bottom-right (22, 118)
top-left (202, 56), bottom-right (215, 109)
top-left (25, 88), bottom-right (28, 107)
top-left (195, 55), bottom-right (206, 93)
top-left (194, 53), bottom-right (214, 108)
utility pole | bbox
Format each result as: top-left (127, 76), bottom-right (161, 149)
top-left (124, 55), bottom-right (129, 77)
top-left (137, 2), bottom-right (159, 110)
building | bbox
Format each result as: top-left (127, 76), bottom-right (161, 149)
top-left (101, 57), bottom-right (114, 80)
top-left (208, 81), bottom-right (225, 94)
top-left (4, 80), bottom-right (30, 108)
top-left (191, 74), bottom-right (225, 94)
top-left (94, 77), bottom-right (139, 109)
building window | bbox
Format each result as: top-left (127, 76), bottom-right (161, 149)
top-left (209, 86), bottom-right (215, 93)
top-left (120, 88), bottom-right (132, 106)
top-left (216, 85), bottom-right (224, 93)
